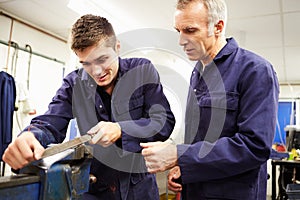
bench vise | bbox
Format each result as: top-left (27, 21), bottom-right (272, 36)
top-left (0, 144), bottom-right (92, 200)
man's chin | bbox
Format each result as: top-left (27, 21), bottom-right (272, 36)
top-left (187, 56), bottom-right (199, 61)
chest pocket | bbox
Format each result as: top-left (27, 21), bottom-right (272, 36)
top-left (199, 91), bottom-right (239, 111)
top-left (197, 91), bottom-right (240, 140)
top-left (112, 94), bottom-right (144, 121)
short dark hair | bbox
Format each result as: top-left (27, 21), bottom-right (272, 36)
top-left (71, 14), bottom-right (117, 52)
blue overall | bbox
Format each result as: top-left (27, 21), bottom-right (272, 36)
top-left (178, 38), bottom-right (279, 200)
top-left (24, 58), bottom-right (175, 199)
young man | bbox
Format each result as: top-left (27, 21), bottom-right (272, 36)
top-left (141, 0), bottom-right (279, 199)
top-left (3, 14), bottom-right (175, 199)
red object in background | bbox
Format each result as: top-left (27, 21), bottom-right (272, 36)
top-left (176, 193), bottom-right (181, 200)
top-left (276, 144), bottom-right (286, 152)
top-left (28, 109), bottom-right (36, 115)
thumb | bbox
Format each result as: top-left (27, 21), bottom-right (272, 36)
top-left (32, 141), bottom-right (45, 160)
top-left (87, 125), bottom-right (99, 134)
top-left (87, 122), bottom-right (103, 134)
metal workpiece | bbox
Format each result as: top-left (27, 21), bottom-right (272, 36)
top-left (0, 144), bottom-right (93, 200)
top-left (41, 134), bottom-right (92, 159)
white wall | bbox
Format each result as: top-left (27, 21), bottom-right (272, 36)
top-left (280, 85), bottom-right (300, 99)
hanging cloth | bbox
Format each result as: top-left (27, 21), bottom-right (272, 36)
top-left (0, 71), bottom-right (16, 161)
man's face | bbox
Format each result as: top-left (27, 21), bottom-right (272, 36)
top-left (174, 1), bottom-right (217, 62)
top-left (76, 41), bottom-right (120, 92)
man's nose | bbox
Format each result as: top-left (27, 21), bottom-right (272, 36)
top-left (92, 64), bottom-right (104, 75)
top-left (179, 33), bottom-right (188, 46)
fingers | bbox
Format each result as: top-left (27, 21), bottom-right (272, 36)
top-left (167, 166), bottom-right (182, 192)
top-left (90, 130), bottom-right (104, 144)
top-left (141, 141), bottom-right (178, 174)
top-left (88, 122), bottom-right (121, 147)
top-left (88, 121), bottom-right (107, 145)
top-left (32, 139), bottom-right (45, 160)
top-left (168, 180), bottom-right (182, 192)
top-left (142, 145), bottom-right (160, 173)
top-left (145, 162), bottom-right (163, 174)
top-left (2, 132), bottom-right (44, 170)
top-left (90, 128), bottom-right (110, 146)
top-left (140, 142), bottom-right (161, 148)
top-left (87, 121), bottom-right (103, 135)
top-left (4, 137), bottom-right (34, 169)
top-left (96, 135), bottom-right (111, 147)
top-left (141, 147), bottom-right (153, 157)
top-left (168, 166), bottom-right (181, 180)
top-left (140, 141), bottom-right (164, 156)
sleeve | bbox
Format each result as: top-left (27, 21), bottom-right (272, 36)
top-left (177, 60), bottom-right (279, 183)
top-left (112, 60), bottom-right (176, 153)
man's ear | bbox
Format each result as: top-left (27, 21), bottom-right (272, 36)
top-left (215, 20), bottom-right (224, 35)
top-left (115, 40), bottom-right (121, 54)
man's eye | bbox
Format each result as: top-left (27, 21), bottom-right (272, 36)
top-left (185, 28), bottom-right (196, 33)
top-left (95, 57), bottom-right (108, 64)
top-left (95, 59), bottom-right (105, 64)
top-left (82, 63), bottom-right (91, 67)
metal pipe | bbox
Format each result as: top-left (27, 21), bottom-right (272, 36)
top-left (10, 41), bottom-right (19, 78)
top-left (280, 83), bottom-right (300, 86)
top-left (0, 40), bottom-right (65, 65)
top-left (25, 44), bottom-right (32, 90)
top-left (3, 17), bottom-right (14, 72)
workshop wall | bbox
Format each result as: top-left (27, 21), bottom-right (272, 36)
top-left (280, 85), bottom-right (300, 99)
top-left (0, 14), bottom-right (70, 143)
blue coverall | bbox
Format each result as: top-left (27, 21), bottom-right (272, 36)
top-left (24, 57), bottom-right (175, 199)
top-left (178, 38), bottom-right (279, 200)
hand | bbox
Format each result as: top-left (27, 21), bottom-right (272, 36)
top-left (87, 121), bottom-right (121, 147)
top-left (167, 166), bottom-right (182, 192)
top-left (140, 141), bottom-right (177, 173)
top-left (2, 131), bottom-right (45, 170)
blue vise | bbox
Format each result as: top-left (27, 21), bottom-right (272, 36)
top-left (0, 144), bottom-right (92, 200)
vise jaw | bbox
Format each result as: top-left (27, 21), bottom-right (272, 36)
top-left (0, 144), bottom-right (92, 200)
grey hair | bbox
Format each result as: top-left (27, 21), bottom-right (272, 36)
top-left (176, 0), bottom-right (227, 36)
top-left (205, 0), bottom-right (227, 35)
